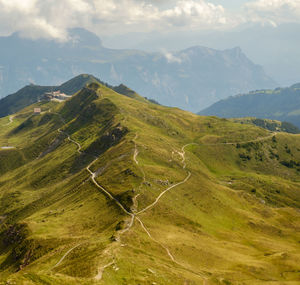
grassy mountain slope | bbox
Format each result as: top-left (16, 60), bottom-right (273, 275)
top-left (0, 74), bottom-right (100, 118)
top-left (0, 82), bottom-right (299, 284)
top-left (230, 118), bottom-right (300, 134)
top-left (199, 84), bottom-right (300, 128)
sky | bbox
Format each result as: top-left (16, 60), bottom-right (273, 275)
top-left (206, 0), bottom-right (250, 9)
top-left (0, 0), bottom-right (300, 41)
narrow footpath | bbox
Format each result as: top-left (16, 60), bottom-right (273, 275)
top-left (51, 113), bottom-right (276, 283)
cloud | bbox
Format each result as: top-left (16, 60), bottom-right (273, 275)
top-left (0, 0), bottom-right (232, 40)
top-left (0, 0), bottom-right (90, 40)
top-left (2, 0), bottom-right (299, 41)
top-left (161, 0), bottom-right (229, 28)
top-left (245, 0), bottom-right (300, 25)
top-left (163, 51), bottom-right (183, 63)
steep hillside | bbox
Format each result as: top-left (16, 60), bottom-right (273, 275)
top-left (0, 81), bottom-right (299, 284)
top-left (199, 83), bottom-right (300, 128)
top-left (0, 29), bottom-right (275, 111)
top-left (0, 74), bottom-right (101, 118)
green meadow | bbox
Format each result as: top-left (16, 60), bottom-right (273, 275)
top-left (0, 82), bottom-right (299, 284)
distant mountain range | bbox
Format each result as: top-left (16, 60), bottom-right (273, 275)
top-left (199, 83), bottom-right (300, 128)
top-left (0, 28), bottom-right (276, 112)
top-left (106, 23), bottom-right (300, 86)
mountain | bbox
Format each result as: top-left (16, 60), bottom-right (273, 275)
top-left (199, 83), bottom-right (300, 128)
top-left (229, 118), bottom-right (300, 134)
top-left (0, 79), bottom-right (299, 284)
top-left (0, 74), bottom-right (151, 119)
top-left (104, 23), bottom-right (300, 86)
top-left (0, 74), bottom-right (101, 118)
top-left (0, 28), bottom-right (276, 112)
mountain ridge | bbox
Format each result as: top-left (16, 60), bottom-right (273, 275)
top-left (0, 28), bottom-right (276, 111)
top-left (0, 74), bottom-right (101, 118)
top-left (0, 74), bottom-right (151, 119)
top-left (199, 83), bottom-right (300, 128)
top-left (0, 79), bottom-right (299, 284)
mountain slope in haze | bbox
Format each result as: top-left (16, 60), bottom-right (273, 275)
top-left (0, 74), bottom-right (101, 118)
top-left (0, 80), bottom-right (299, 284)
top-left (0, 28), bottom-right (275, 112)
top-left (199, 83), bottom-right (300, 128)
top-left (108, 23), bottom-right (300, 87)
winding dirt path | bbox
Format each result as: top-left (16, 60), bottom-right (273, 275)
top-left (136, 142), bottom-right (193, 215)
top-left (1, 115), bottom-right (15, 148)
top-left (51, 141), bottom-right (134, 275)
top-left (95, 261), bottom-right (114, 280)
top-left (53, 112), bottom-right (82, 154)
top-left (133, 143), bottom-right (139, 165)
top-left (132, 140), bottom-right (226, 283)
top-left (5, 116), bottom-right (14, 126)
top-left (0, 146), bottom-right (15, 150)
top-left (136, 171), bottom-right (191, 215)
top-left (200, 133), bottom-right (276, 146)
top-left (86, 155), bottom-right (136, 280)
top-left (132, 193), bottom-right (140, 214)
top-left (131, 133), bottom-right (276, 283)
top-left (67, 135), bottom-right (82, 154)
top-left (136, 217), bottom-right (175, 262)
top-left (87, 158), bottom-right (133, 217)
top-left (1, 115), bottom-right (14, 126)
top-left (137, 216), bottom-right (208, 285)
top-left (132, 138), bottom-right (192, 269)
top-left (58, 129), bottom-right (82, 154)
top-left (51, 112), bottom-right (276, 282)
top-left (52, 244), bottom-right (81, 269)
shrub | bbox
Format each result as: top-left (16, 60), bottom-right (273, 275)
top-left (239, 153), bottom-right (251, 161)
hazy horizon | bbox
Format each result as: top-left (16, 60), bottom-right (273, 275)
top-left (1, 0), bottom-right (300, 85)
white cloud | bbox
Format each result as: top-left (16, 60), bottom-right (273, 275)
top-left (88, 0), bottom-right (233, 33)
top-left (1, 0), bottom-right (299, 41)
top-left (245, 0), bottom-right (300, 25)
top-left (161, 0), bottom-right (228, 28)
top-left (0, 0), bottom-right (232, 40)
top-left (163, 51), bottom-right (183, 63)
